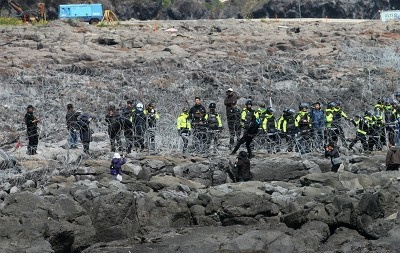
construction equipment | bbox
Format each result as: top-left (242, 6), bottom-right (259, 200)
top-left (1, 0), bottom-right (45, 22)
top-left (101, 10), bottom-right (118, 24)
top-left (59, 4), bottom-right (103, 24)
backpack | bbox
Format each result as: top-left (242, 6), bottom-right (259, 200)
top-left (110, 162), bottom-right (117, 175)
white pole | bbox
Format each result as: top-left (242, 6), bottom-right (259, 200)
top-left (298, 0), bottom-right (301, 21)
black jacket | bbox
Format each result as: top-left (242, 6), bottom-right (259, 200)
top-left (77, 114), bottom-right (92, 143)
top-left (105, 113), bottom-right (122, 135)
top-left (189, 104), bottom-right (206, 120)
top-left (132, 109), bottom-right (146, 135)
top-left (25, 112), bottom-right (38, 134)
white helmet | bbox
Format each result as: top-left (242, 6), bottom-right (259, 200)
top-left (136, 102), bottom-right (144, 111)
top-left (113, 153), bottom-right (121, 159)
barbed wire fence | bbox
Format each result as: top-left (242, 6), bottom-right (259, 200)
top-left (1, 42), bottom-right (400, 187)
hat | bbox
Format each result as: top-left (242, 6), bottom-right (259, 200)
top-left (27, 105), bottom-right (33, 109)
top-left (227, 88), bottom-right (233, 92)
top-left (238, 151), bottom-right (248, 159)
top-left (113, 153), bottom-right (121, 159)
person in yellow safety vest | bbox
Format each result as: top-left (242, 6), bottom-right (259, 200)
top-left (257, 102), bottom-right (267, 132)
top-left (384, 98), bottom-right (397, 145)
top-left (205, 103), bottom-right (223, 149)
top-left (241, 100), bottom-right (259, 128)
top-left (349, 112), bottom-right (371, 152)
top-left (277, 108), bottom-right (297, 152)
top-left (295, 103), bottom-right (312, 154)
top-left (177, 107), bottom-right (191, 153)
top-left (144, 102), bottom-right (160, 151)
top-left (369, 102), bottom-right (385, 151)
top-left (325, 101), bottom-right (349, 148)
top-left (262, 107), bottom-right (280, 152)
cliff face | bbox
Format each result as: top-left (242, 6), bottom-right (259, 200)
top-left (1, 0), bottom-right (399, 21)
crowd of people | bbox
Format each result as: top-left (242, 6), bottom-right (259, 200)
top-left (24, 89), bottom-right (400, 166)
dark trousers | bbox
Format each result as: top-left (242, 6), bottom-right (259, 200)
top-left (349, 132), bottom-right (368, 151)
top-left (179, 129), bottom-right (190, 153)
top-left (232, 135), bottom-right (254, 158)
top-left (228, 120), bottom-right (241, 146)
top-left (27, 131), bottom-right (38, 155)
top-left (387, 164), bottom-right (400, 171)
top-left (109, 131), bottom-right (122, 152)
top-left (124, 129), bottom-right (134, 153)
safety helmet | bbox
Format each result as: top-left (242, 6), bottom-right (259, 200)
top-left (209, 103), bottom-right (216, 109)
top-left (148, 102), bottom-right (155, 108)
top-left (334, 100), bottom-right (341, 107)
top-left (299, 102), bottom-right (309, 110)
top-left (245, 100), bottom-right (252, 106)
top-left (364, 110), bottom-right (372, 117)
top-left (113, 153), bottom-right (121, 159)
top-left (136, 102), bottom-right (144, 111)
top-left (182, 107), bottom-right (188, 113)
top-left (327, 101), bottom-right (337, 109)
top-left (266, 107), bottom-right (275, 114)
top-left (395, 91), bottom-right (400, 97)
top-left (283, 108), bottom-right (294, 116)
top-left (382, 98), bottom-right (390, 105)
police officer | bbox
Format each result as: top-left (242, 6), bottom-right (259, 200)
top-left (262, 107), bottom-right (279, 152)
top-left (144, 102), bottom-right (160, 151)
top-left (295, 103), bottom-right (312, 153)
top-left (205, 103), bottom-right (222, 149)
top-left (241, 100), bottom-right (259, 129)
top-left (132, 102), bottom-right (147, 151)
top-left (277, 108), bottom-right (297, 152)
top-left (177, 107), bottom-right (191, 153)
top-left (349, 112), bottom-right (371, 152)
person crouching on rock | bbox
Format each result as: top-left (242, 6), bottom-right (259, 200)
top-left (324, 142), bottom-right (341, 172)
top-left (386, 142), bottom-right (400, 171)
top-left (110, 153), bottom-right (126, 178)
top-left (227, 151), bottom-right (252, 182)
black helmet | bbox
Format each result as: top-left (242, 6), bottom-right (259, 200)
top-left (395, 91), bottom-right (400, 97)
top-left (182, 107), bottom-right (188, 113)
top-left (334, 100), bottom-right (341, 107)
top-left (327, 101), bottom-right (337, 109)
top-left (209, 103), bottom-right (216, 109)
top-left (245, 100), bottom-right (252, 106)
top-left (258, 102), bottom-right (266, 108)
top-left (283, 108), bottom-right (294, 116)
top-left (266, 107), bottom-right (275, 113)
top-left (299, 102), bottom-right (309, 110)
top-left (364, 110), bottom-right (372, 117)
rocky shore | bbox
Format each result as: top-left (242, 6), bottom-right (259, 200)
top-left (1, 18), bottom-right (400, 252)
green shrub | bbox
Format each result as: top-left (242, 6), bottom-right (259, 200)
top-left (0, 17), bottom-right (22, 26)
top-left (162, 0), bottom-right (172, 7)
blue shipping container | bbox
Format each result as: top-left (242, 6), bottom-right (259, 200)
top-left (59, 4), bottom-right (103, 24)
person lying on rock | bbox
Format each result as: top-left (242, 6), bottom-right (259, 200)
top-left (324, 142), bottom-right (341, 172)
top-left (227, 151), bottom-right (252, 182)
top-left (110, 153), bottom-right (126, 179)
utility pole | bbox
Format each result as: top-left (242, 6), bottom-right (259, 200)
top-left (298, 0), bottom-right (302, 21)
